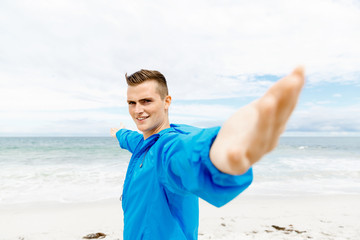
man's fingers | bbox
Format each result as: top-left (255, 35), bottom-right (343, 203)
top-left (268, 66), bottom-right (305, 100)
top-left (292, 65), bottom-right (305, 81)
top-left (254, 66), bottom-right (305, 154)
top-left (267, 66), bottom-right (305, 131)
top-left (110, 128), bottom-right (119, 138)
top-left (110, 123), bottom-right (125, 138)
top-left (279, 66), bottom-right (305, 121)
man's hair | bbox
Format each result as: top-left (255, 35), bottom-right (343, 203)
top-left (125, 69), bottom-right (169, 99)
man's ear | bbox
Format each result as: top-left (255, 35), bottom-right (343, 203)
top-left (164, 95), bottom-right (172, 110)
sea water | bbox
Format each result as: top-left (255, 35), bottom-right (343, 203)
top-left (0, 137), bottom-right (359, 204)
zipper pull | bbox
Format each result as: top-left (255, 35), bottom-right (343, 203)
top-left (139, 147), bottom-right (150, 168)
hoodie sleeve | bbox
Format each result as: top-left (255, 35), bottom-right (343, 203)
top-left (116, 129), bottom-right (143, 154)
top-left (159, 126), bottom-right (253, 207)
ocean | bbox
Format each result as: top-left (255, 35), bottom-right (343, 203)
top-left (0, 137), bottom-right (359, 204)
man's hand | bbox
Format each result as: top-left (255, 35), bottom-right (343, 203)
top-left (209, 66), bottom-right (305, 175)
top-left (110, 123), bottom-right (125, 138)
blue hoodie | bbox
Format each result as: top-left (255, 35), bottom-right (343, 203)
top-left (116, 124), bottom-right (253, 240)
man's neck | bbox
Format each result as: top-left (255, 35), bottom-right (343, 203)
top-left (143, 122), bottom-right (171, 140)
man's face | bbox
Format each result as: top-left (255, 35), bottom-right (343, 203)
top-left (127, 80), bottom-right (171, 139)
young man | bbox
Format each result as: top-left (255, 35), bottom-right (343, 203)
top-left (111, 67), bottom-right (305, 239)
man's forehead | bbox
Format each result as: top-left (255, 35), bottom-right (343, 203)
top-left (127, 81), bottom-right (161, 100)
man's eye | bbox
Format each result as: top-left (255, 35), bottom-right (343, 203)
top-left (128, 102), bottom-right (135, 105)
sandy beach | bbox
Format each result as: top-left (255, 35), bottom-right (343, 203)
top-left (198, 194), bottom-right (360, 240)
top-left (1, 194), bottom-right (359, 240)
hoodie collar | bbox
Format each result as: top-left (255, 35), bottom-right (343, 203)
top-left (139, 126), bottom-right (176, 152)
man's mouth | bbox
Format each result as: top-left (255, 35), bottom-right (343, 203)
top-left (136, 116), bottom-right (149, 121)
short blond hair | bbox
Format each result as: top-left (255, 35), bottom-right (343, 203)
top-left (125, 69), bottom-right (168, 99)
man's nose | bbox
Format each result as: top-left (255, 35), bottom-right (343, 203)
top-left (134, 104), bottom-right (144, 114)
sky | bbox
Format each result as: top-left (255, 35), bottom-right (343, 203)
top-left (1, 0), bottom-right (360, 136)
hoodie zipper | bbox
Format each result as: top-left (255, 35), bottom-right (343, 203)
top-left (121, 135), bottom-right (159, 204)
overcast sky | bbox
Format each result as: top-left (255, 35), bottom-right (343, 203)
top-left (1, 0), bottom-right (359, 136)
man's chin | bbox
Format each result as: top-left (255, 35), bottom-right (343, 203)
top-left (135, 124), bottom-right (147, 132)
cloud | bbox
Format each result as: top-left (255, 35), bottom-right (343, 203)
top-left (288, 103), bottom-right (360, 132)
top-left (1, 0), bottom-right (359, 135)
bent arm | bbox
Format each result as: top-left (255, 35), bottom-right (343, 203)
top-left (210, 66), bottom-right (305, 175)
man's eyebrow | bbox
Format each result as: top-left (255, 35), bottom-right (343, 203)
top-left (127, 97), bottom-right (154, 102)
top-left (137, 97), bottom-right (154, 102)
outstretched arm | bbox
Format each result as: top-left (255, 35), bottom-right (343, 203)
top-left (210, 66), bottom-right (305, 175)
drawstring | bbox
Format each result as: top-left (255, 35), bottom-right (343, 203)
top-left (140, 147), bottom-right (150, 168)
